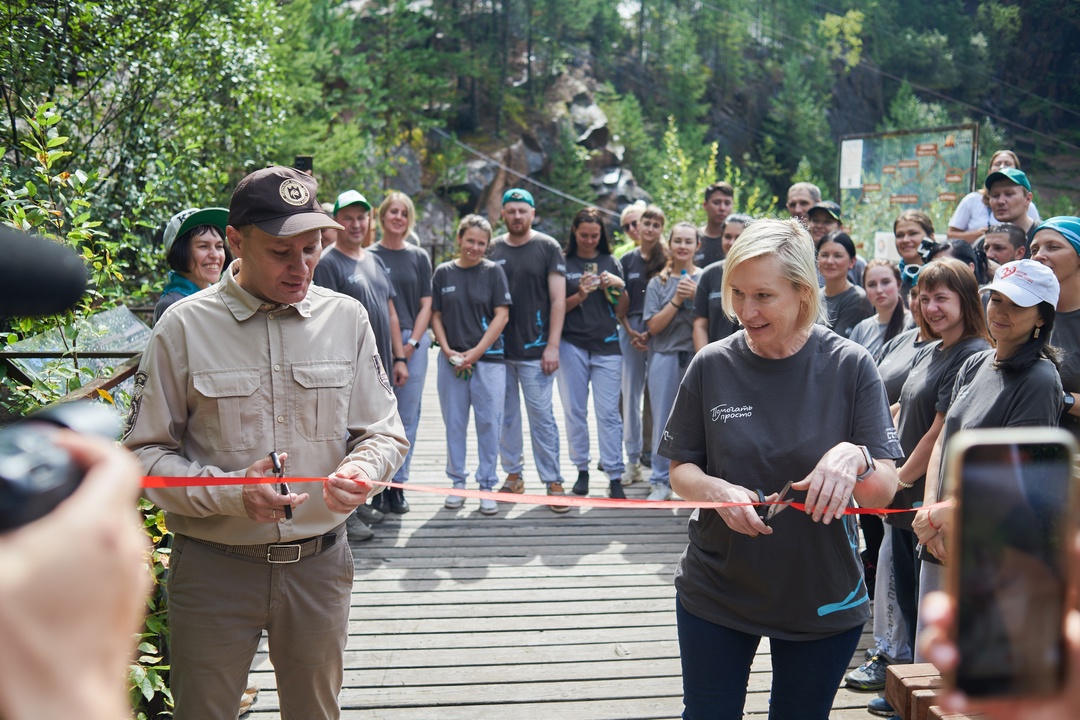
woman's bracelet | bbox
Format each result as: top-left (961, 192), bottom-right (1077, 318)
top-left (668, 299), bottom-right (682, 309)
top-left (897, 478), bottom-right (914, 489)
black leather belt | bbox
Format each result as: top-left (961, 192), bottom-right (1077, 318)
top-left (191, 530), bottom-right (339, 564)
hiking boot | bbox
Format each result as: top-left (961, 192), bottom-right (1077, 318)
top-left (846, 654), bottom-right (889, 691)
top-left (572, 470), bottom-right (589, 496)
top-left (345, 513), bottom-right (374, 541)
top-left (608, 480), bottom-right (626, 499)
top-left (355, 503), bottom-right (384, 525)
top-left (622, 461), bottom-right (643, 486)
top-left (387, 487), bottom-right (409, 514)
top-left (498, 472), bottom-right (524, 494)
top-left (866, 696), bottom-right (897, 717)
top-left (647, 483), bottom-right (671, 501)
top-left (547, 482), bottom-right (570, 513)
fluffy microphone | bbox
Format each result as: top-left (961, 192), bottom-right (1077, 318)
top-left (0, 225), bottom-right (88, 317)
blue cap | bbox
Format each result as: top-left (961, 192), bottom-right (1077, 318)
top-left (502, 188), bottom-right (535, 207)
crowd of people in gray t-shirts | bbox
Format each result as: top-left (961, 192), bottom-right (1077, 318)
top-left (155, 151), bottom-right (1080, 718)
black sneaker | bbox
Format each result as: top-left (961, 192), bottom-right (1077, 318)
top-left (640, 451), bottom-right (652, 468)
top-left (845, 654), bottom-right (889, 691)
top-left (608, 480), bottom-right (626, 499)
top-left (387, 487), bottom-right (410, 514)
top-left (572, 470), bottom-right (589, 496)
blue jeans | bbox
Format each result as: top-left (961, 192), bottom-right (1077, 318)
top-left (437, 358), bottom-right (505, 490)
top-left (556, 342), bottom-right (624, 478)
top-left (647, 349), bottom-right (689, 485)
top-left (676, 596), bottom-right (862, 720)
top-left (500, 359), bottom-right (563, 484)
top-left (620, 317), bottom-right (648, 463)
top-left (392, 328), bottom-right (429, 483)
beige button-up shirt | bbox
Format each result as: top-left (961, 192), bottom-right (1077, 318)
top-left (125, 263), bottom-right (408, 544)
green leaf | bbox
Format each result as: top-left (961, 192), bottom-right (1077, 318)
top-left (46, 135), bottom-right (69, 148)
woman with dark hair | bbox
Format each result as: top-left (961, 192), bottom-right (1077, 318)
top-left (1031, 216), bottom-right (1080, 442)
top-left (817, 230), bottom-right (873, 338)
top-left (925, 239), bottom-right (989, 285)
top-left (877, 258), bottom-right (992, 716)
top-left (912, 259), bottom-right (1062, 658)
top-left (849, 259), bottom-right (911, 359)
top-left (154, 207), bottom-right (231, 323)
top-left (692, 214), bottom-right (751, 352)
top-left (619, 204), bottom-right (669, 485)
top-left (895, 210), bottom-right (935, 294)
top-left (948, 150), bottom-right (1041, 243)
top-left (557, 208), bottom-right (628, 498)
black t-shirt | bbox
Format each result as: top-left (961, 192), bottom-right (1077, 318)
top-left (659, 325), bottom-right (904, 639)
top-left (620, 250), bottom-right (651, 319)
top-left (889, 336), bottom-right (991, 528)
top-left (937, 351), bottom-right (1063, 496)
top-left (431, 259), bottom-right (511, 362)
top-left (487, 232), bottom-right (566, 361)
top-left (370, 243), bottom-right (432, 331)
top-left (876, 327), bottom-right (932, 404)
top-left (694, 233), bottom-right (725, 269)
top-left (1050, 308), bottom-right (1080, 440)
top-left (821, 285), bottom-right (874, 338)
top-left (313, 248), bottom-right (396, 368)
top-left (693, 260), bottom-right (740, 345)
top-left (563, 253), bottom-right (623, 355)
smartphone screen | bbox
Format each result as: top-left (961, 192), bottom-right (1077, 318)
top-left (952, 435), bottom-right (1073, 698)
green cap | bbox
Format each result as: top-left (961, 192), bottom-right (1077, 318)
top-left (163, 207), bottom-right (228, 254)
top-left (333, 190), bottom-right (373, 215)
top-left (985, 167), bottom-right (1031, 193)
top-left (502, 188), bottom-right (535, 207)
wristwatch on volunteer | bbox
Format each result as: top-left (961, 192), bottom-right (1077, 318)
top-left (407, 338), bottom-right (420, 349)
top-left (855, 445), bottom-right (875, 483)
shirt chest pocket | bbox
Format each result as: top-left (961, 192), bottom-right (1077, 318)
top-left (292, 361), bottom-right (352, 441)
top-left (192, 368), bottom-right (263, 453)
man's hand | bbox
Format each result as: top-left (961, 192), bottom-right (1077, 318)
top-left (324, 462), bottom-right (374, 514)
top-left (241, 453), bottom-right (308, 522)
top-left (541, 344), bottom-right (560, 374)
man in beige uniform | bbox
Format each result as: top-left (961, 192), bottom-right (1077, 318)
top-left (124, 166), bottom-right (408, 720)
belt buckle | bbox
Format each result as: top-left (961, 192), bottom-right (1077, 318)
top-left (267, 543), bottom-right (303, 563)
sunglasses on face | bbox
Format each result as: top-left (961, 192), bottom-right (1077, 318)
top-left (622, 220), bottom-right (638, 231)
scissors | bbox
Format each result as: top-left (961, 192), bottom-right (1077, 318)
top-left (756, 480), bottom-right (795, 526)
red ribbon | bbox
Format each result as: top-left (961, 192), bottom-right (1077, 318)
top-left (142, 476), bottom-right (939, 514)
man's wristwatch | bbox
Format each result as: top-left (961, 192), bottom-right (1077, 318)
top-left (855, 445), bottom-right (875, 483)
top-left (407, 338), bottom-right (420, 349)
top-left (1063, 392), bottom-right (1075, 417)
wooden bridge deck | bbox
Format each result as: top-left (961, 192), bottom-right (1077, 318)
top-left (245, 349), bottom-right (879, 718)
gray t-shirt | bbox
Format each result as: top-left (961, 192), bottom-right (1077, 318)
top-left (644, 269), bottom-right (701, 355)
top-left (1050, 308), bottom-right (1080, 440)
top-left (563, 253), bottom-right (623, 355)
top-left (693, 260), bottom-right (740, 345)
top-left (313, 248), bottom-right (396, 369)
top-left (620, 250), bottom-right (651, 319)
top-left (694, 233), bottom-right (724, 269)
top-left (431, 259), bottom-right (511, 362)
top-left (848, 310), bottom-right (913, 360)
top-left (370, 243), bottom-right (432, 331)
top-left (937, 351), bottom-right (1063, 495)
top-left (889, 336), bottom-right (991, 529)
top-left (877, 327), bottom-right (932, 403)
top-left (659, 325), bottom-right (904, 639)
top-left (487, 232), bottom-right (566, 361)
top-left (820, 285), bottom-right (874, 338)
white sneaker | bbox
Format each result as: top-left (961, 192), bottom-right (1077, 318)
top-left (647, 483), bottom-right (671, 501)
top-left (479, 498), bottom-right (498, 515)
top-left (622, 461), bottom-right (643, 486)
top-left (444, 491), bottom-right (465, 509)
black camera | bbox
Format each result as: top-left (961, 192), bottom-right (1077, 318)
top-left (0, 402), bottom-right (121, 531)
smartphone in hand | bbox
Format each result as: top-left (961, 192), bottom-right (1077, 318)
top-left (945, 428), bottom-right (1077, 699)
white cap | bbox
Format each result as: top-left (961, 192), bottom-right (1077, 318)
top-left (984, 259), bottom-right (1060, 308)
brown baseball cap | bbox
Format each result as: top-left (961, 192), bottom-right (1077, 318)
top-left (228, 166), bottom-right (344, 237)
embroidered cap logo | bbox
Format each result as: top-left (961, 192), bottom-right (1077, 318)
top-left (279, 179), bottom-right (310, 207)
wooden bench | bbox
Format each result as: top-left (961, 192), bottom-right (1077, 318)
top-left (885, 663), bottom-right (981, 720)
